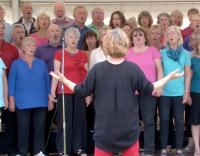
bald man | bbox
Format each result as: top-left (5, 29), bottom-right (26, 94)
top-left (35, 24), bottom-right (62, 74)
top-left (15, 2), bottom-right (36, 36)
top-left (35, 24), bottom-right (62, 154)
top-left (52, 1), bottom-right (74, 31)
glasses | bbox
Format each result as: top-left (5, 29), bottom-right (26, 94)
top-left (133, 33), bottom-right (144, 37)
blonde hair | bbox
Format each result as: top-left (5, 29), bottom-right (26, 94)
top-left (170, 10), bottom-right (183, 27)
top-left (149, 24), bottom-right (163, 35)
top-left (166, 26), bottom-right (183, 47)
top-left (98, 27), bottom-right (111, 46)
top-left (103, 28), bottom-right (129, 58)
top-left (126, 17), bottom-right (137, 29)
top-left (35, 13), bottom-right (51, 31)
top-left (22, 36), bottom-right (36, 50)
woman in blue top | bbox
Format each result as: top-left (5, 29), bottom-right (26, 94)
top-left (8, 37), bottom-right (51, 156)
top-left (189, 30), bottom-right (200, 156)
top-left (159, 26), bottom-right (191, 156)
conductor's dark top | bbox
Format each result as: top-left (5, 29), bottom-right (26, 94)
top-left (75, 60), bottom-right (154, 152)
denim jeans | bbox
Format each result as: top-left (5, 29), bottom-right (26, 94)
top-left (16, 108), bottom-right (47, 156)
top-left (159, 96), bottom-right (185, 150)
top-left (138, 95), bottom-right (157, 152)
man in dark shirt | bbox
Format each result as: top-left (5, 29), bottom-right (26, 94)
top-left (0, 21), bottom-right (19, 156)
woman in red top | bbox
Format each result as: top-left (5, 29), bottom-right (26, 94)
top-left (51, 27), bottom-right (88, 156)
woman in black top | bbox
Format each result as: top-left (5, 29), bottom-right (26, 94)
top-left (50, 28), bottom-right (183, 156)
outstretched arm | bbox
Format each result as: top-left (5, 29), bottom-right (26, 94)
top-left (50, 71), bottom-right (76, 91)
top-left (153, 69), bottom-right (184, 94)
top-left (51, 69), bottom-right (184, 97)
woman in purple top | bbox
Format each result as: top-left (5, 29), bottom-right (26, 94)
top-left (126, 27), bottom-right (163, 155)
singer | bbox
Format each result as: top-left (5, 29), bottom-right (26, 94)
top-left (8, 36), bottom-right (51, 156)
top-left (50, 28), bottom-right (184, 156)
top-left (50, 27), bottom-right (88, 156)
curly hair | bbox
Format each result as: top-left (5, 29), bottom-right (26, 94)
top-left (103, 29), bottom-right (129, 58)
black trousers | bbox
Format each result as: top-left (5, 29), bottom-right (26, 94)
top-left (55, 94), bottom-right (87, 156)
top-left (16, 108), bottom-right (47, 156)
top-left (4, 110), bottom-right (18, 155)
top-left (138, 95), bottom-right (157, 152)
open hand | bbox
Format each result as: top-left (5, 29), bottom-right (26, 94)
top-left (168, 69), bottom-right (184, 80)
top-left (50, 71), bottom-right (66, 83)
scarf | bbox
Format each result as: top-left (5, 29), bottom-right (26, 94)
top-left (167, 45), bottom-right (182, 62)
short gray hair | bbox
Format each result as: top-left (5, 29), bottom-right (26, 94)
top-left (64, 27), bottom-right (80, 41)
top-left (12, 24), bottom-right (25, 35)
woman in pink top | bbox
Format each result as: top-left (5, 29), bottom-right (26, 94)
top-left (31, 13), bottom-right (50, 46)
top-left (126, 27), bottom-right (163, 156)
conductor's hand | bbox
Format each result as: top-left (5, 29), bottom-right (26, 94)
top-left (168, 69), bottom-right (184, 80)
top-left (50, 71), bottom-right (66, 83)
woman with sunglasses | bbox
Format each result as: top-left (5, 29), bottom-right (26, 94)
top-left (126, 27), bottom-right (163, 156)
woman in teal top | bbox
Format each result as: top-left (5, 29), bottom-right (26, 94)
top-left (189, 30), bottom-right (200, 156)
top-left (159, 26), bottom-right (191, 156)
